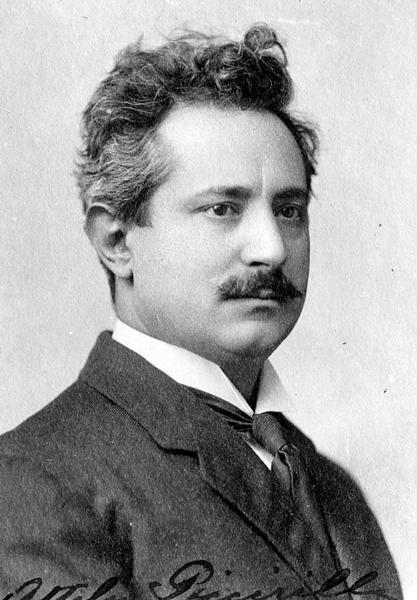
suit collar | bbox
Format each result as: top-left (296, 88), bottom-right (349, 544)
top-left (79, 332), bottom-right (317, 589)
top-left (79, 331), bottom-right (195, 451)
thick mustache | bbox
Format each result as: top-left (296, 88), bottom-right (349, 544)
top-left (218, 269), bottom-right (303, 302)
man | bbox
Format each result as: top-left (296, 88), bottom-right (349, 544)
top-left (0, 25), bottom-right (402, 599)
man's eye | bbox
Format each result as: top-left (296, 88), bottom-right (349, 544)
top-left (206, 204), bottom-right (237, 217)
top-left (278, 206), bottom-right (303, 221)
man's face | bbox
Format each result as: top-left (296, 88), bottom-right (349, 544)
top-left (124, 105), bottom-right (309, 367)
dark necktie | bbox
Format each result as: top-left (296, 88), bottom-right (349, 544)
top-left (190, 388), bottom-right (340, 585)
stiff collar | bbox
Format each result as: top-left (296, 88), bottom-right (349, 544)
top-left (112, 319), bottom-right (292, 416)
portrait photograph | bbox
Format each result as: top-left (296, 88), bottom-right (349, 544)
top-left (0, 1), bottom-right (416, 598)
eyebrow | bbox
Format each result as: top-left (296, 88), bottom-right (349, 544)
top-left (188, 185), bottom-right (309, 202)
top-left (274, 187), bottom-right (310, 203)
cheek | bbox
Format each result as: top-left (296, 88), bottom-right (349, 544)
top-left (304, 237), bottom-right (311, 277)
top-left (134, 249), bottom-right (200, 305)
top-left (132, 228), bottom-right (232, 307)
top-left (287, 237), bottom-right (310, 279)
top-left (302, 242), bottom-right (310, 279)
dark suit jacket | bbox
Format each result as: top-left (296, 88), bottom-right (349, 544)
top-left (0, 332), bottom-right (402, 599)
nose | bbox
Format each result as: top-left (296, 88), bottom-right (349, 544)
top-left (239, 209), bottom-right (287, 268)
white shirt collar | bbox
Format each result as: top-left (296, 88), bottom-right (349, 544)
top-left (112, 318), bottom-right (292, 416)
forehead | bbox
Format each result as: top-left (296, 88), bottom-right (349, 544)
top-left (156, 104), bottom-right (307, 197)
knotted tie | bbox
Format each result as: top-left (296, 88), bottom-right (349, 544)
top-left (192, 389), bottom-right (339, 584)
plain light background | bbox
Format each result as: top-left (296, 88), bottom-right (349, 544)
top-left (1, 0), bottom-right (416, 595)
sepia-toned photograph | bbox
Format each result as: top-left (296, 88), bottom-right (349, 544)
top-left (0, 1), bottom-right (416, 598)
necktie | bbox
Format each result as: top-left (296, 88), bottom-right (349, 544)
top-left (191, 389), bottom-right (340, 585)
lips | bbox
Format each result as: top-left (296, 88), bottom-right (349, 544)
top-left (237, 289), bottom-right (281, 301)
top-left (253, 288), bottom-right (277, 300)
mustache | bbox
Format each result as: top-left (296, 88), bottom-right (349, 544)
top-left (218, 269), bottom-right (303, 302)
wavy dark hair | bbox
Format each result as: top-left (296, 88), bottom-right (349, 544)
top-left (76, 24), bottom-right (318, 299)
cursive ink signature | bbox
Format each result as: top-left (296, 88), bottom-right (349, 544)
top-left (149, 560), bottom-right (398, 600)
top-left (0, 576), bottom-right (125, 600)
top-left (0, 562), bottom-right (398, 600)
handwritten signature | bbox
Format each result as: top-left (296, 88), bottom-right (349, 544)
top-left (1, 562), bottom-right (397, 600)
top-left (0, 576), bottom-right (123, 600)
top-left (149, 560), bottom-right (397, 600)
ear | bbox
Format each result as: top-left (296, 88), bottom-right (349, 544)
top-left (85, 203), bottom-right (132, 280)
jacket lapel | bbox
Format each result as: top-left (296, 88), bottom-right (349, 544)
top-left (80, 332), bottom-right (316, 589)
top-left (79, 331), bottom-right (195, 451)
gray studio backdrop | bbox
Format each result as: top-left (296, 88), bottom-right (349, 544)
top-left (1, 0), bottom-right (416, 595)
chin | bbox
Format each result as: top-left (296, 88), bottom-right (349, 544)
top-left (219, 321), bottom-right (295, 360)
